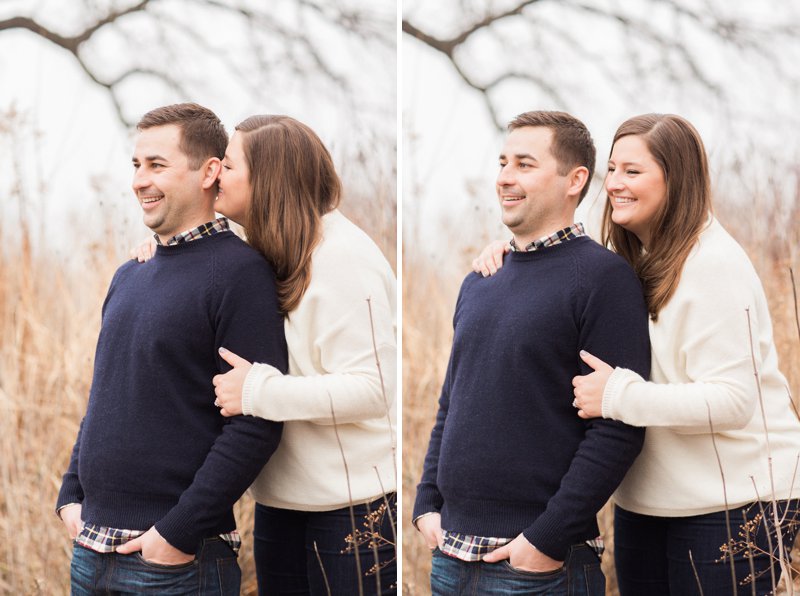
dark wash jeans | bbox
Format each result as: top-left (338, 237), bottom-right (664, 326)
top-left (70, 537), bottom-right (240, 596)
top-left (614, 500), bottom-right (800, 596)
top-left (430, 543), bottom-right (605, 596)
top-left (253, 493), bottom-right (397, 595)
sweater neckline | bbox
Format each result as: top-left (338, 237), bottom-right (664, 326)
top-left (154, 230), bottom-right (235, 255)
top-left (507, 235), bottom-right (590, 260)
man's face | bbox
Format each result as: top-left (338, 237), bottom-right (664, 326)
top-left (131, 124), bottom-right (210, 241)
top-left (496, 126), bottom-right (572, 244)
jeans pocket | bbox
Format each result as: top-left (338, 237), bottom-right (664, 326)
top-left (500, 560), bottom-right (565, 578)
top-left (133, 552), bottom-right (198, 571)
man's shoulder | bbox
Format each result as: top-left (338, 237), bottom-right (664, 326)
top-left (456, 270), bottom-right (484, 294)
top-left (571, 237), bottom-right (636, 279)
top-left (208, 233), bottom-right (276, 277)
top-left (110, 257), bottom-right (143, 283)
top-left (206, 230), bottom-right (253, 255)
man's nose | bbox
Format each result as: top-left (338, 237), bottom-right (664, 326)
top-left (132, 168), bottom-right (149, 190)
top-left (497, 164), bottom-right (514, 186)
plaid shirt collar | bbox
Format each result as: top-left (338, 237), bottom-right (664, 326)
top-left (509, 222), bottom-right (585, 252)
top-left (155, 217), bottom-right (230, 246)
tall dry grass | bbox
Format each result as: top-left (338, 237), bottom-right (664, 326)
top-left (0, 227), bottom-right (114, 594)
top-left (401, 196), bottom-right (800, 595)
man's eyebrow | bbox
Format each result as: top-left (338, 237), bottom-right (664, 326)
top-left (132, 154), bottom-right (169, 163)
top-left (498, 152), bottom-right (539, 162)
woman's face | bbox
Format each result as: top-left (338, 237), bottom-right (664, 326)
top-left (217, 131), bottom-right (252, 225)
top-left (605, 134), bottom-right (667, 247)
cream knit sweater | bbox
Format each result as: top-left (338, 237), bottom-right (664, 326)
top-left (242, 209), bottom-right (397, 510)
top-left (604, 217), bottom-right (800, 516)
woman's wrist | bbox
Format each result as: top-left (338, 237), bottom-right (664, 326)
top-left (242, 362), bottom-right (284, 416)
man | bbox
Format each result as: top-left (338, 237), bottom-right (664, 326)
top-left (413, 111), bottom-right (651, 595)
top-left (56, 103), bottom-right (287, 595)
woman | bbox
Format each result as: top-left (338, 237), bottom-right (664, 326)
top-left (137, 115), bottom-right (396, 595)
top-left (474, 114), bottom-right (800, 594)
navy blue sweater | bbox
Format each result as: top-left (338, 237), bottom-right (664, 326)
top-left (413, 236), bottom-right (650, 560)
top-left (57, 232), bottom-right (287, 554)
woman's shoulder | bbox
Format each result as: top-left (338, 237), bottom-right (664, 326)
top-left (292, 211), bottom-right (395, 317)
top-left (675, 218), bottom-right (764, 306)
top-left (683, 218), bottom-right (755, 279)
top-left (315, 210), bottom-right (393, 271)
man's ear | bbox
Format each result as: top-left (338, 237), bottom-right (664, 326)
top-left (567, 166), bottom-right (589, 200)
top-left (201, 157), bottom-right (222, 190)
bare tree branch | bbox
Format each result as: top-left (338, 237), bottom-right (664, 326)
top-left (0, 0), bottom-right (151, 52)
top-left (447, 0), bottom-right (542, 49)
top-left (566, 1), bottom-right (724, 97)
top-left (403, 0), bottom-right (797, 126)
top-left (0, 16), bottom-right (80, 52)
top-left (403, 0), bottom-right (543, 56)
top-left (1, 0), bottom-right (389, 127)
top-left (71, 0), bottom-right (152, 46)
top-left (402, 20), bottom-right (452, 57)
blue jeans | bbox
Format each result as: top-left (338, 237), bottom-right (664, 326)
top-left (253, 493), bottom-right (396, 595)
top-left (430, 543), bottom-right (604, 595)
top-left (614, 501), bottom-right (800, 596)
top-left (70, 537), bottom-right (240, 595)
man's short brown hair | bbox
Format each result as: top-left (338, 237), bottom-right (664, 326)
top-left (137, 103), bottom-right (228, 170)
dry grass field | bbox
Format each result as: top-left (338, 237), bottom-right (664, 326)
top-left (401, 199), bottom-right (800, 595)
top-left (0, 193), bottom-right (395, 594)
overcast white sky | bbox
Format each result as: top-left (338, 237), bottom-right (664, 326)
top-left (0, 0), bottom-right (396, 260)
top-left (3, 1), bottom-right (799, 270)
top-left (402, 1), bottom-right (800, 266)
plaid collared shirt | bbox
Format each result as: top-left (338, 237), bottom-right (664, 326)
top-left (74, 523), bottom-right (241, 554)
top-left (439, 529), bottom-right (603, 562)
top-left (441, 530), bottom-right (512, 561)
top-left (155, 217), bottom-right (230, 245)
top-left (66, 217), bottom-right (239, 555)
top-left (509, 222), bottom-right (585, 252)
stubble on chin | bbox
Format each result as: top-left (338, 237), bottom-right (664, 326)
top-left (501, 210), bottom-right (523, 233)
top-left (143, 212), bottom-right (166, 235)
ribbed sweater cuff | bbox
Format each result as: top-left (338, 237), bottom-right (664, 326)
top-left (55, 477), bottom-right (83, 514)
top-left (602, 367), bottom-right (637, 420)
top-left (523, 514), bottom-right (571, 561)
top-left (155, 507), bottom-right (200, 555)
top-left (412, 486), bottom-right (443, 522)
top-left (242, 363), bottom-right (283, 417)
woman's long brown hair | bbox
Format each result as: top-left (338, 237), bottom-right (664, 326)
top-left (602, 114), bottom-right (712, 321)
top-left (236, 115), bottom-right (341, 314)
